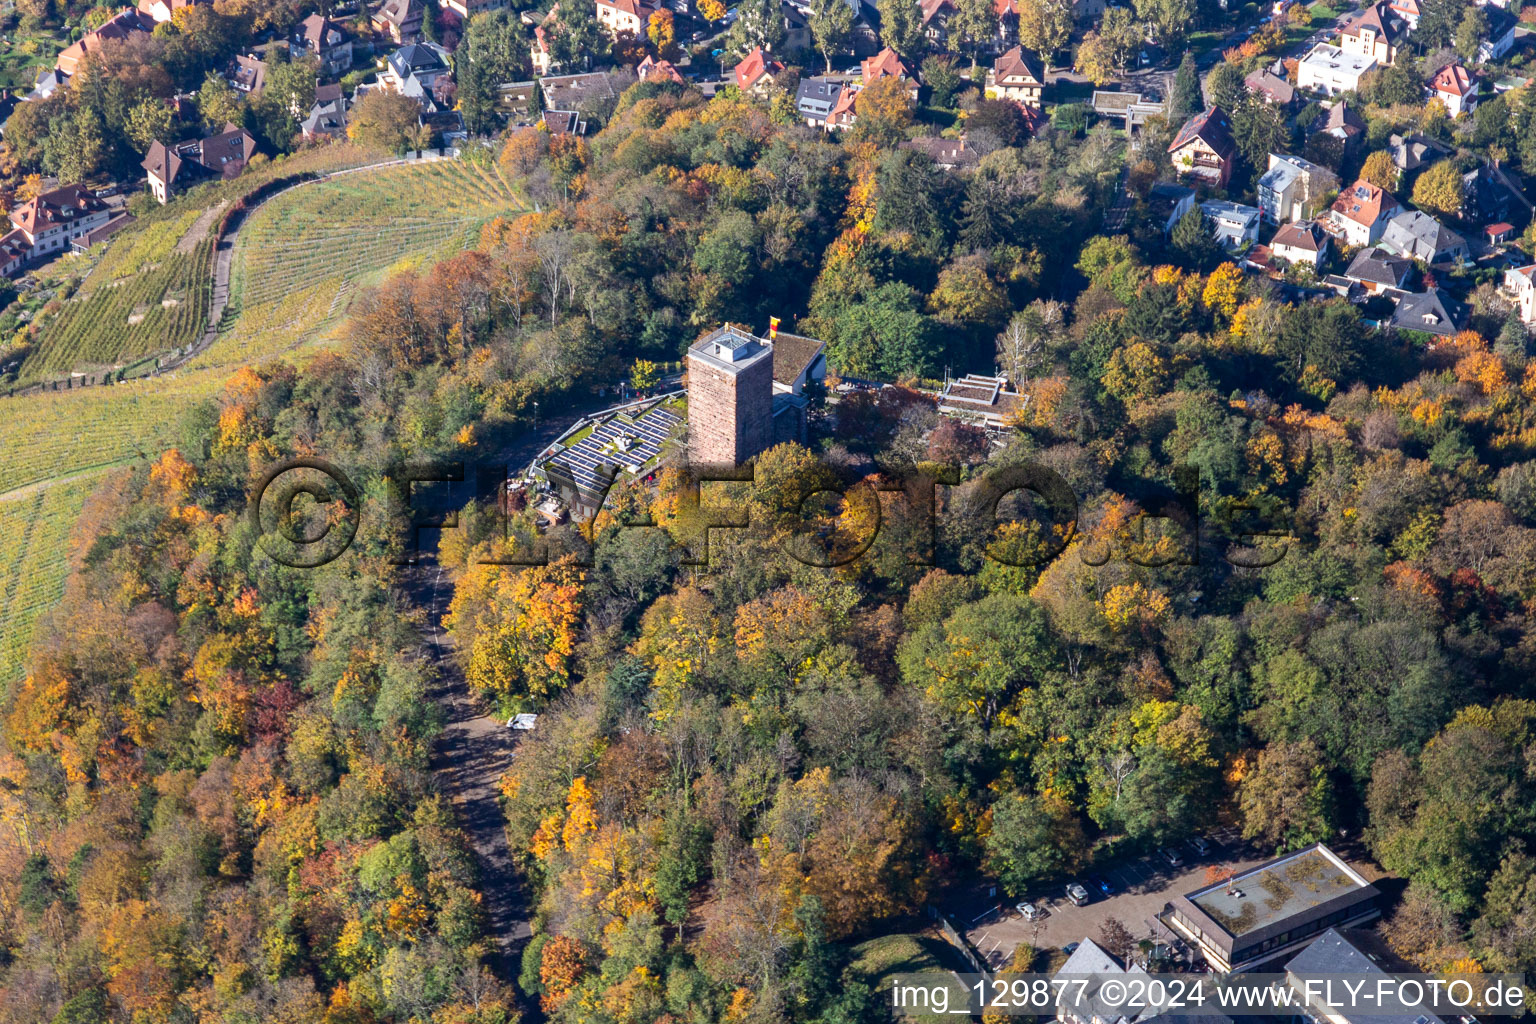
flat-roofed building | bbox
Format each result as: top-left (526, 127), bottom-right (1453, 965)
top-left (1161, 843), bottom-right (1380, 973)
top-left (687, 325), bottom-right (776, 466)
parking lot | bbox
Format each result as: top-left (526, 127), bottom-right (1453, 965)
top-left (959, 827), bottom-right (1268, 971)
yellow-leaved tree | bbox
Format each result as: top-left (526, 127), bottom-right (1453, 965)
top-left (445, 556), bottom-right (584, 705)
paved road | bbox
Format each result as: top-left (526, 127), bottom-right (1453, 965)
top-left (404, 559), bottom-right (534, 983)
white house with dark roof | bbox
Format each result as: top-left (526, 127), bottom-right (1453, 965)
top-left (1380, 210), bottom-right (1468, 266)
top-left (1503, 264), bottom-right (1536, 323)
top-left (381, 42), bottom-right (453, 110)
top-left (1272, 220), bottom-right (1330, 270)
top-left (1201, 200), bottom-right (1262, 247)
top-left (1480, 6), bottom-right (1518, 62)
top-left (795, 78), bottom-right (845, 128)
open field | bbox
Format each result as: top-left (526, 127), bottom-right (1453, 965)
top-left (0, 155), bottom-right (523, 689)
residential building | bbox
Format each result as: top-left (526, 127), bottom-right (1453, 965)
top-left (1380, 209), bottom-right (1468, 265)
top-left (920, 0), bottom-right (957, 47)
top-left (1318, 99), bottom-right (1367, 145)
top-left (1296, 43), bottom-right (1375, 96)
top-left (227, 54), bottom-right (266, 96)
top-left (1051, 937), bottom-right (1239, 1024)
top-left (1504, 264), bottom-right (1536, 322)
top-left (1430, 63), bottom-right (1477, 117)
top-left (1387, 0), bottom-right (1419, 27)
top-left (1462, 163), bottom-right (1533, 230)
top-left (734, 47), bottom-right (783, 95)
top-left (543, 109), bottom-right (588, 135)
top-left (1326, 178), bottom-right (1399, 246)
top-left (795, 77), bottom-right (844, 127)
top-left (827, 85), bottom-right (860, 131)
top-left (986, 46), bottom-right (1044, 106)
top-left (1161, 843), bottom-right (1380, 973)
top-left (381, 42), bottom-right (454, 110)
top-left (636, 55), bottom-right (685, 83)
top-left (301, 83), bottom-right (349, 139)
top-left (1147, 182), bottom-right (1196, 235)
top-left (596, 0), bottom-right (661, 38)
top-left (1286, 929), bottom-right (1445, 1024)
top-left (1201, 200), bottom-right (1262, 247)
top-left (295, 13), bottom-right (352, 78)
top-left (1271, 220), bottom-right (1330, 270)
top-left (1339, 0), bottom-right (1408, 66)
top-left (994, 0), bottom-right (1020, 49)
top-left (497, 81), bottom-right (538, 118)
top-left (1258, 153), bottom-right (1333, 224)
top-left (136, 0), bottom-right (208, 22)
top-left (1480, 6), bottom-right (1518, 62)
top-left (901, 135), bottom-right (981, 170)
top-left (539, 68), bottom-right (634, 114)
top-left (373, 0), bottom-right (425, 43)
top-left (1487, 222), bottom-right (1516, 244)
top-left (0, 229), bottom-right (31, 278)
top-left (7, 185), bottom-right (114, 263)
top-left (862, 47), bottom-right (919, 100)
top-left (1389, 132), bottom-right (1450, 171)
top-left (442, 0), bottom-right (510, 18)
top-left (1168, 107), bottom-right (1237, 188)
top-left (530, 6), bottom-right (558, 75)
top-left (141, 124), bottom-right (259, 204)
top-left (1092, 91), bottom-right (1167, 132)
top-left (1345, 246), bottom-right (1413, 295)
top-left (1246, 67), bottom-right (1295, 106)
top-left (1390, 289), bottom-right (1468, 337)
top-left (55, 8), bottom-right (153, 78)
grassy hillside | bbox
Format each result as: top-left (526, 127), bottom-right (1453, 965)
top-left (0, 154), bottom-right (523, 689)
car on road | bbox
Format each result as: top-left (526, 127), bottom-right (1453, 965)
top-left (1090, 875), bottom-right (1115, 896)
top-left (1017, 901), bottom-right (1047, 920)
top-left (1188, 837), bottom-right (1211, 858)
top-left (1161, 847), bottom-right (1184, 867)
top-left (1065, 883), bottom-right (1090, 906)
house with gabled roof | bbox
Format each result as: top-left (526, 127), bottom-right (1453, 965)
top-left (1272, 220), bottom-right (1330, 270)
top-left (796, 77), bottom-right (844, 128)
top-left (1430, 63), bottom-right (1477, 117)
top-left (227, 53), bottom-right (266, 96)
top-left (637, 55), bottom-right (686, 84)
top-left (1246, 67), bottom-right (1295, 106)
top-left (1339, 0), bottom-right (1408, 66)
top-left (55, 8), bottom-right (153, 79)
top-left (142, 124), bottom-right (259, 204)
top-left (8, 185), bottom-right (113, 263)
top-left (382, 41), bottom-right (454, 111)
top-left (136, 0), bottom-right (208, 23)
top-left (901, 135), bottom-right (981, 170)
top-left (1380, 209), bottom-right (1468, 266)
top-left (301, 83), bottom-right (349, 139)
top-left (987, 46), bottom-right (1045, 106)
top-left (1480, 6), bottom-right (1518, 62)
top-left (373, 0), bottom-right (425, 44)
top-left (920, 0), bottom-right (958, 47)
top-left (1318, 99), bottom-right (1367, 145)
top-left (862, 47), bottom-right (919, 100)
top-left (1389, 132), bottom-right (1450, 171)
top-left (1388, 0), bottom-right (1419, 27)
top-left (828, 84), bottom-right (860, 131)
top-left (596, 0), bottom-right (662, 39)
top-left (295, 13), bottom-right (352, 78)
top-left (1168, 107), bottom-right (1236, 188)
top-left (1390, 289), bottom-right (1466, 337)
top-left (734, 47), bottom-right (784, 95)
top-left (1326, 179), bottom-right (1399, 246)
top-left (1503, 264), bottom-right (1536, 323)
top-left (1345, 246), bottom-right (1413, 295)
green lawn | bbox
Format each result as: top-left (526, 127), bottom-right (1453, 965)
top-left (848, 931), bottom-right (973, 1023)
top-left (1309, 1), bottom-right (1341, 18)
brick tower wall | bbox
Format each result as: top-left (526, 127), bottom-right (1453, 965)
top-left (686, 344), bottom-right (775, 466)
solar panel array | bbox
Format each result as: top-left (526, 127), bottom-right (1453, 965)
top-left (543, 405), bottom-right (683, 502)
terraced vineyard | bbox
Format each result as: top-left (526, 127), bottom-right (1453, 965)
top-left (195, 157), bottom-right (523, 369)
top-left (0, 473), bottom-right (101, 684)
top-left (0, 154), bottom-right (523, 690)
top-left (22, 240), bottom-right (215, 377)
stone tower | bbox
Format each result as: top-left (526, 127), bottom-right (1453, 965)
top-left (686, 325), bottom-right (775, 466)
